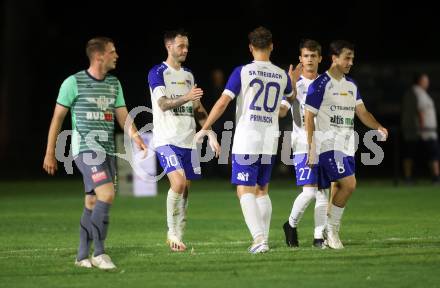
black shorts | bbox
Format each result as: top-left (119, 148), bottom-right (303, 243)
top-left (74, 151), bottom-right (116, 194)
top-left (402, 140), bottom-right (418, 159)
top-left (422, 139), bottom-right (440, 161)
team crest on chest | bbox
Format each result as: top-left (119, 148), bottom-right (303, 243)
top-left (86, 96), bottom-right (115, 111)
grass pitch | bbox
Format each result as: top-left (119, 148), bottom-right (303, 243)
top-left (0, 179), bottom-right (439, 287)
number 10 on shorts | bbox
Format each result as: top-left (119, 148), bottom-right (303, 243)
top-left (166, 155), bottom-right (179, 168)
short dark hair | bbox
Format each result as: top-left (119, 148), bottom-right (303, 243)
top-left (248, 26), bottom-right (272, 49)
top-left (329, 40), bottom-right (355, 57)
top-left (299, 39), bottom-right (322, 56)
top-left (164, 29), bottom-right (188, 45)
top-left (413, 72), bottom-right (428, 85)
top-left (86, 37), bottom-right (114, 60)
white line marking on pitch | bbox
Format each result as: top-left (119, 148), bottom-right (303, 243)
top-left (1, 236), bottom-right (439, 256)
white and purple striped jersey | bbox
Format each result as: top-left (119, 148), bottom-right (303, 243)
top-left (223, 61), bottom-right (293, 155)
top-left (281, 76), bottom-right (317, 155)
top-left (305, 72), bottom-right (363, 156)
top-left (148, 62), bottom-right (196, 149)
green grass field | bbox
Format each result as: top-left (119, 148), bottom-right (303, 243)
top-left (0, 179), bottom-right (439, 287)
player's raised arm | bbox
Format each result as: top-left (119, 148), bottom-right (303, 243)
top-left (279, 64), bottom-right (301, 117)
top-left (115, 107), bottom-right (148, 156)
top-left (286, 63), bottom-right (302, 103)
top-left (43, 104), bottom-right (69, 175)
top-left (355, 103), bottom-right (388, 140)
top-left (304, 109), bottom-right (317, 167)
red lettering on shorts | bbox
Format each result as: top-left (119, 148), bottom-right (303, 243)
top-left (91, 171), bottom-right (108, 183)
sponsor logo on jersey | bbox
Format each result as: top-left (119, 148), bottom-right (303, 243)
top-left (86, 111), bottom-right (113, 121)
top-left (335, 91), bottom-right (353, 97)
top-left (330, 105), bottom-right (355, 111)
top-left (172, 105), bottom-right (193, 115)
top-left (104, 112), bottom-right (113, 121)
top-left (330, 115), bottom-right (344, 125)
top-left (237, 172), bottom-right (249, 182)
top-left (330, 115), bottom-right (354, 126)
top-left (345, 118), bottom-right (354, 126)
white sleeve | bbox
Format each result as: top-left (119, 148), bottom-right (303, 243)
top-left (223, 89), bottom-right (236, 99)
top-left (152, 86), bottom-right (166, 102)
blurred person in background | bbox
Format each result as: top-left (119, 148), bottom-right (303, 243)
top-left (401, 73), bottom-right (440, 184)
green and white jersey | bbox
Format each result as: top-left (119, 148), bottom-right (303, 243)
top-left (56, 70), bottom-right (126, 156)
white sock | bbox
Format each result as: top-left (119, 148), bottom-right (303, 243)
top-left (256, 195), bottom-right (272, 242)
top-left (239, 193), bottom-right (264, 240)
top-left (314, 189), bottom-right (328, 239)
top-left (176, 197), bottom-right (188, 241)
top-left (166, 188), bottom-right (182, 238)
top-left (288, 186), bottom-right (316, 228)
top-left (328, 204), bottom-right (345, 231)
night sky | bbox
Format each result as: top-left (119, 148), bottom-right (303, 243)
top-left (1, 0), bottom-right (438, 178)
